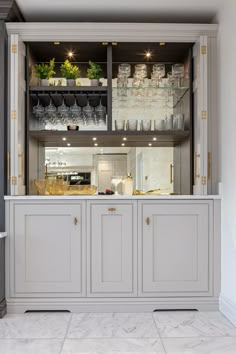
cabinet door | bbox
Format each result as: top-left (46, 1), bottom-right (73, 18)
top-left (9, 34), bottom-right (26, 195)
top-left (13, 203), bottom-right (85, 296)
top-left (193, 36), bottom-right (208, 195)
top-left (88, 202), bottom-right (136, 295)
top-left (141, 202), bottom-right (210, 296)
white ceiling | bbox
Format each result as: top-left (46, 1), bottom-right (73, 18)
top-left (16, 0), bottom-right (222, 22)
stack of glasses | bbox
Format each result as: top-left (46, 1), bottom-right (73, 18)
top-left (117, 63), bottom-right (131, 96)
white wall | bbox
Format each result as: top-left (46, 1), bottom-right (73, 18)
top-left (216, 1), bottom-right (236, 325)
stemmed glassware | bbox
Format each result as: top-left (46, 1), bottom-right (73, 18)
top-left (32, 97), bottom-right (45, 129)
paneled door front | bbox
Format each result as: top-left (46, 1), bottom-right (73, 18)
top-left (88, 202), bottom-right (137, 296)
top-left (140, 202), bottom-right (211, 296)
top-left (13, 202), bottom-right (85, 296)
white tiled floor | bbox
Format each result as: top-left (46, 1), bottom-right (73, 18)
top-left (0, 311), bottom-right (236, 353)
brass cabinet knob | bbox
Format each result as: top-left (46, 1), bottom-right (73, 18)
top-left (146, 217), bottom-right (150, 225)
top-left (74, 217), bottom-right (78, 225)
top-left (108, 208), bottom-right (116, 212)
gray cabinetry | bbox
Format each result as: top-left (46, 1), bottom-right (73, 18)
top-left (139, 201), bottom-right (212, 296)
top-left (9, 202), bottom-right (85, 297)
top-left (87, 201), bottom-right (137, 296)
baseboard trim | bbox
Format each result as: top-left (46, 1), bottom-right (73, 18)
top-left (0, 299), bottom-right (7, 318)
top-left (220, 294), bottom-right (236, 326)
top-left (6, 297), bottom-right (219, 314)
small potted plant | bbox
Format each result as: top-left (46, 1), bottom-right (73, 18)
top-left (60, 59), bottom-right (80, 87)
top-left (87, 61), bottom-right (102, 86)
top-left (34, 58), bottom-right (55, 86)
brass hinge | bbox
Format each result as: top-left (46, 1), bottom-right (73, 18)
top-left (201, 45), bottom-right (207, 55)
top-left (11, 44), bottom-right (17, 54)
top-left (208, 152), bottom-right (211, 180)
top-left (201, 176), bottom-right (207, 186)
top-left (201, 111), bottom-right (207, 120)
top-left (11, 176), bottom-right (17, 185)
top-left (11, 110), bottom-right (17, 120)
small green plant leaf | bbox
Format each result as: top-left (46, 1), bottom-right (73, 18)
top-left (87, 61), bottom-right (102, 80)
top-left (60, 59), bottom-right (80, 80)
top-left (34, 58), bottom-right (56, 80)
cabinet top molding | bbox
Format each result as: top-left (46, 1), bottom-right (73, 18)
top-left (6, 22), bottom-right (218, 42)
top-left (4, 195), bottom-right (221, 201)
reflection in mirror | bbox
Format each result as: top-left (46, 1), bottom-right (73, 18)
top-left (44, 147), bottom-right (174, 194)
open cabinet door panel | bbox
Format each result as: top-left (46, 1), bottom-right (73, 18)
top-left (9, 34), bottom-right (26, 195)
top-left (193, 36), bottom-right (208, 195)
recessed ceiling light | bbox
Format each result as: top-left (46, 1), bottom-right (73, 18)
top-left (92, 137), bottom-right (97, 141)
top-left (123, 137), bottom-right (127, 141)
top-left (94, 143), bottom-right (98, 147)
top-left (121, 143), bottom-right (125, 147)
top-left (145, 51), bottom-right (152, 59)
top-left (148, 143), bottom-right (152, 146)
top-left (102, 42), bottom-right (108, 46)
top-left (62, 137), bottom-right (67, 141)
top-left (67, 51), bottom-right (74, 58)
top-left (160, 42), bottom-right (166, 46)
top-left (153, 137), bottom-right (157, 141)
top-left (54, 41), bottom-right (60, 45)
top-left (67, 143), bottom-right (71, 147)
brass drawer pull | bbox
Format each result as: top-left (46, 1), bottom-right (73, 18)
top-left (108, 208), bottom-right (116, 212)
top-left (74, 217), bottom-right (78, 225)
top-left (146, 217), bottom-right (150, 225)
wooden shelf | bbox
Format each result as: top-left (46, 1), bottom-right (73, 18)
top-left (29, 86), bottom-right (108, 92)
top-left (29, 130), bottom-right (190, 147)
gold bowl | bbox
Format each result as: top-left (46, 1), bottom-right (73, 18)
top-left (65, 185), bottom-right (97, 195)
top-left (34, 179), bottom-right (48, 195)
top-left (34, 179), bottom-right (69, 195)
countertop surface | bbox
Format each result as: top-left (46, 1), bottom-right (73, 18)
top-left (4, 195), bottom-right (221, 200)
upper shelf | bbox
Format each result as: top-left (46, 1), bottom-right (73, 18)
top-left (29, 86), bottom-right (108, 92)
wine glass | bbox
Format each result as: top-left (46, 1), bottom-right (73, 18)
top-left (32, 97), bottom-right (45, 129)
top-left (83, 97), bottom-right (94, 126)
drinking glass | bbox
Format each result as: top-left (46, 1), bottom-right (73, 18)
top-left (126, 119), bottom-right (138, 131)
top-left (70, 100), bottom-right (81, 125)
top-left (83, 100), bottom-right (94, 125)
top-left (140, 120), bottom-right (152, 131)
top-left (32, 98), bottom-right (45, 129)
top-left (153, 64), bottom-right (165, 78)
top-left (154, 119), bottom-right (166, 131)
top-left (115, 120), bottom-right (125, 131)
top-left (174, 113), bottom-right (185, 130)
top-left (165, 115), bottom-right (173, 130)
top-left (172, 63), bottom-right (185, 87)
top-left (95, 97), bottom-right (107, 126)
top-left (118, 63), bottom-right (131, 77)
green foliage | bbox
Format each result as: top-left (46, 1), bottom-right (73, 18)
top-left (34, 58), bottom-right (56, 80)
top-left (87, 61), bottom-right (102, 80)
top-left (60, 60), bottom-right (80, 80)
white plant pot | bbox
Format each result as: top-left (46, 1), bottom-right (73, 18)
top-left (67, 79), bottom-right (76, 87)
top-left (40, 79), bottom-right (49, 86)
top-left (90, 79), bottom-right (99, 86)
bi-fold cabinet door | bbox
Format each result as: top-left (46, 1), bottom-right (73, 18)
top-left (87, 201), bottom-right (137, 296)
top-left (139, 201), bottom-right (211, 296)
top-left (9, 202), bottom-right (85, 297)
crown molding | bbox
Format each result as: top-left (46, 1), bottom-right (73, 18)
top-left (6, 22), bottom-right (218, 42)
top-left (0, 0), bottom-right (24, 22)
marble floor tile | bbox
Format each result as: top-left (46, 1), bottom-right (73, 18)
top-left (61, 338), bottom-right (165, 353)
top-left (0, 339), bottom-right (63, 354)
top-left (67, 313), bottom-right (113, 338)
top-left (112, 313), bottom-right (159, 338)
top-left (153, 311), bottom-right (236, 338)
top-left (0, 313), bottom-right (71, 339)
top-left (67, 313), bottom-right (159, 339)
top-left (162, 336), bottom-right (236, 353)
